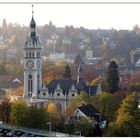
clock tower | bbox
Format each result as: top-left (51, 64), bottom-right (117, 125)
top-left (23, 8), bottom-right (42, 98)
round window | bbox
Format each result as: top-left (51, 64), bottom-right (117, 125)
top-left (72, 93), bottom-right (75, 96)
top-left (57, 93), bottom-right (60, 96)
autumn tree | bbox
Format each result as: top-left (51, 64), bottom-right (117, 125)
top-left (47, 103), bottom-right (59, 130)
top-left (106, 61), bottom-right (119, 94)
top-left (0, 98), bottom-right (11, 123)
top-left (43, 69), bottom-right (63, 84)
top-left (91, 77), bottom-right (100, 86)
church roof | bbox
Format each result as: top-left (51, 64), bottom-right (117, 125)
top-left (78, 104), bottom-right (106, 123)
top-left (47, 79), bottom-right (78, 95)
top-left (46, 79), bottom-right (97, 96)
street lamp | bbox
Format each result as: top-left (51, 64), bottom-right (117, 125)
top-left (47, 122), bottom-right (52, 136)
top-left (75, 131), bottom-right (81, 137)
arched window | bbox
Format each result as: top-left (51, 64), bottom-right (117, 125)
top-left (28, 74), bottom-right (33, 94)
top-left (32, 52), bottom-right (34, 58)
top-left (26, 52), bottom-right (28, 58)
top-left (29, 52), bottom-right (31, 58)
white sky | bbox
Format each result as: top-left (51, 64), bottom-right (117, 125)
top-left (0, 1), bottom-right (140, 30)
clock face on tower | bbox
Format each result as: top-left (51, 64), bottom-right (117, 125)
top-left (37, 60), bottom-right (40, 69)
top-left (26, 60), bottom-right (34, 69)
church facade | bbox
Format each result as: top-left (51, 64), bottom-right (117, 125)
top-left (23, 15), bottom-right (101, 109)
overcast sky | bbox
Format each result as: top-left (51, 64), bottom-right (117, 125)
top-left (0, 1), bottom-right (140, 30)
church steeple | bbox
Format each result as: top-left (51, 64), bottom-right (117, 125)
top-left (24, 5), bottom-right (42, 98)
top-left (30, 5), bottom-right (36, 38)
top-left (77, 65), bottom-right (84, 83)
top-left (77, 65), bottom-right (85, 91)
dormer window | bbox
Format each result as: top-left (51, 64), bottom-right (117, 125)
top-left (71, 84), bottom-right (75, 90)
top-left (56, 84), bottom-right (60, 90)
top-left (72, 93), bottom-right (75, 97)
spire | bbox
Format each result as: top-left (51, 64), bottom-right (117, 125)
top-left (30, 4), bottom-right (36, 38)
top-left (32, 4), bottom-right (34, 17)
top-left (77, 64), bottom-right (85, 91)
top-left (30, 5), bottom-right (36, 28)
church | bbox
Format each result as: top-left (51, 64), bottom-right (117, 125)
top-left (23, 11), bottom-right (101, 110)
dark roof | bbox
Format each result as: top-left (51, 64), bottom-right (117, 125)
top-left (47, 79), bottom-right (79, 95)
top-left (84, 85), bottom-right (97, 96)
top-left (78, 104), bottom-right (106, 123)
top-left (0, 78), bottom-right (23, 89)
top-left (30, 17), bottom-right (36, 27)
top-left (46, 79), bottom-right (97, 96)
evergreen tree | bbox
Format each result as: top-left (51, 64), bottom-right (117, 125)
top-left (63, 64), bottom-right (71, 79)
top-left (106, 61), bottom-right (119, 94)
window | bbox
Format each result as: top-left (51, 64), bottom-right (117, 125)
top-left (72, 93), bottom-right (75, 97)
top-left (29, 52), bottom-right (31, 58)
top-left (37, 74), bottom-right (39, 92)
top-left (57, 93), bottom-right (60, 96)
top-left (43, 92), bottom-right (46, 96)
top-left (26, 52), bottom-right (28, 58)
top-left (32, 52), bottom-right (34, 58)
top-left (28, 74), bottom-right (33, 93)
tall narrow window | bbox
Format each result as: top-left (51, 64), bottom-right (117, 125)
top-left (37, 74), bottom-right (39, 92)
top-left (26, 52), bottom-right (28, 58)
top-left (28, 74), bottom-right (33, 94)
top-left (32, 52), bottom-right (34, 58)
top-left (29, 52), bottom-right (31, 58)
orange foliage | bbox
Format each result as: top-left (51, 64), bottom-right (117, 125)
top-left (16, 86), bottom-right (23, 96)
top-left (43, 69), bottom-right (63, 84)
top-left (47, 103), bottom-right (57, 119)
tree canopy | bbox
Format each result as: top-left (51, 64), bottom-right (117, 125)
top-left (106, 93), bottom-right (140, 136)
top-left (106, 61), bottom-right (119, 94)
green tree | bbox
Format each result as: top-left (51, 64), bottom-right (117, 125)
top-left (69, 92), bottom-right (88, 109)
top-left (106, 93), bottom-right (140, 136)
top-left (10, 99), bottom-right (28, 126)
top-left (25, 107), bottom-right (50, 129)
top-left (89, 92), bottom-right (121, 122)
top-left (75, 117), bottom-right (102, 136)
top-left (63, 64), bottom-right (72, 79)
top-left (106, 61), bottom-right (119, 94)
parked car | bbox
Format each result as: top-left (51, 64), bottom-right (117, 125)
top-left (6, 131), bottom-right (16, 137)
top-left (21, 132), bottom-right (35, 137)
top-left (12, 130), bottom-right (25, 137)
top-left (0, 129), bottom-right (11, 136)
